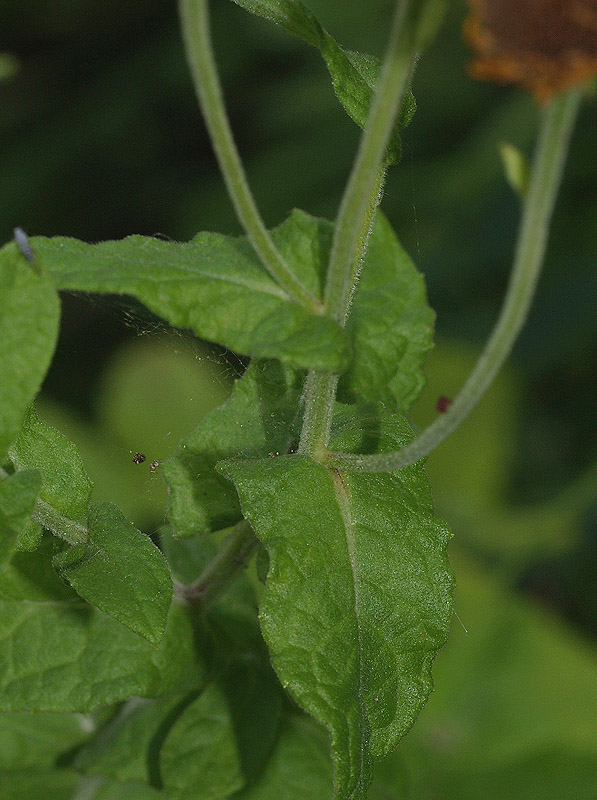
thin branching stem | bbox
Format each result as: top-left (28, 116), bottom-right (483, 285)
top-left (326, 88), bottom-right (583, 472)
top-left (175, 520), bottom-right (258, 606)
top-left (178, 0), bottom-right (321, 312)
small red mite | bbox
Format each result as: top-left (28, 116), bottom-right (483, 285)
top-left (436, 396), bottom-right (452, 413)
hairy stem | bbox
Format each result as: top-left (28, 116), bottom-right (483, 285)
top-left (298, 371), bottom-right (339, 458)
top-left (344, 165), bottom-right (388, 323)
top-left (175, 520), bottom-right (258, 606)
top-left (326, 88), bottom-right (582, 472)
top-left (33, 497), bottom-right (88, 545)
top-left (178, 0), bottom-right (321, 311)
top-left (0, 465), bottom-right (88, 545)
top-left (299, 167), bottom-right (386, 457)
top-left (324, 7), bottom-right (418, 323)
top-left (299, 0), bottom-right (428, 458)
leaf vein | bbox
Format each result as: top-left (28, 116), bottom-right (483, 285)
top-left (330, 468), bottom-right (368, 799)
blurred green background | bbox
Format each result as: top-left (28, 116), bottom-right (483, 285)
top-left (1, 1), bottom-right (596, 796)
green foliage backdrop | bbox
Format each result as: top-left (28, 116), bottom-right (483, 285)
top-left (1, 0), bottom-right (596, 797)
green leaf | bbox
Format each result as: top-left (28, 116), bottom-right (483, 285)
top-left (0, 599), bottom-right (199, 713)
top-left (195, 559), bottom-right (284, 785)
top-left (77, 568), bottom-right (282, 792)
top-left (0, 711), bottom-right (95, 771)
top-left (339, 212), bottom-right (434, 413)
top-left (164, 359), bottom-right (302, 537)
top-left (0, 242), bottom-right (60, 458)
top-left (220, 409), bottom-right (453, 800)
top-left (199, 553), bottom-right (267, 660)
top-left (160, 682), bottom-right (244, 800)
top-left (235, 714), bottom-right (333, 800)
top-left (219, 657), bottom-right (282, 784)
top-left (0, 534), bottom-right (78, 602)
top-left (88, 778), bottom-right (166, 799)
top-left (0, 470), bottom-right (41, 567)
top-left (74, 696), bottom-right (187, 785)
top-left (160, 527), bottom-right (218, 584)
top-left (9, 405), bottom-right (92, 521)
top-left (229, 0), bottom-right (416, 162)
top-left (34, 210), bottom-right (350, 372)
top-left (0, 770), bottom-right (81, 799)
top-left (54, 503), bottom-right (173, 644)
top-left (159, 562), bottom-right (282, 796)
top-left (0, 538), bottom-right (200, 712)
top-left (15, 521), bottom-right (44, 553)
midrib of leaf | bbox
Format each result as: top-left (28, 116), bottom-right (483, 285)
top-left (159, 269), bottom-right (288, 299)
top-left (126, 267), bottom-right (288, 299)
top-left (50, 241), bottom-right (290, 300)
top-left (329, 467), bottom-right (368, 799)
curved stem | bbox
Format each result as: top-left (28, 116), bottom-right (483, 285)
top-left (326, 88), bottom-right (583, 473)
top-left (175, 520), bottom-right (258, 606)
top-left (178, 0), bottom-right (321, 312)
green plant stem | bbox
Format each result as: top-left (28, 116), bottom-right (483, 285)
top-left (298, 166), bottom-right (386, 457)
top-left (345, 164), bottom-right (388, 322)
top-left (178, 0), bottom-right (321, 312)
top-left (298, 371), bottom-right (339, 459)
top-left (0, 465), bottom-right (88, 545)
top-left (299, 0), bottom-right (424, 458)
top-left (33, 497), bottom-right (88, 545)
top-left (327, 88), bottom-right (583, 473)
top-left (324, 8), bottom-right (418, 323)
top-left (176, 520), bottom-right (258, 606)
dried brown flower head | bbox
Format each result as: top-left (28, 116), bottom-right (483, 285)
top-left (464, 0), bottom-right (597, 102)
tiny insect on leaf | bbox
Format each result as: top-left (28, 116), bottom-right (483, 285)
top-left (13, 227), bottom-right (35, 264)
